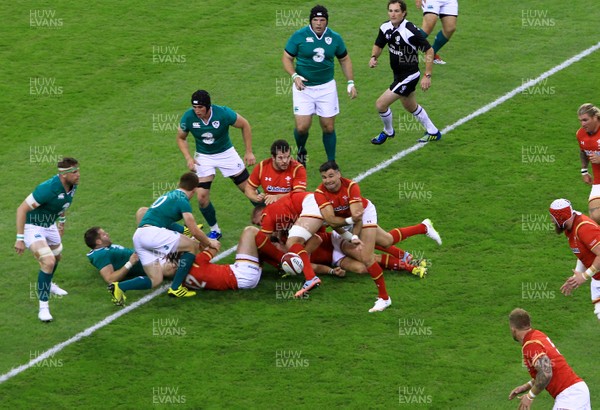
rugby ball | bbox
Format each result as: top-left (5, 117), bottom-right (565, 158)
top-left (281, 252), bottom-right (304, 276)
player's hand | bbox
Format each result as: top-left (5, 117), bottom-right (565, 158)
top-left (415, 0), bottom-right (424, 9)
top-left (255, 193), bottom-right (266, 203)
top-left (369, 56), bottom-right (378, 68)
top-left (264, 195), bottom-right (278, 205)
top-left (207, 239), bottom-right (221, 251)
top-left (58, 223), bottom-right (65, 237)
top-left (347, 82), bottom-right (357, 99)
top-left (517, 393), bottom-right (533, 410)
top-left (15, 240), bottom-right (25, 255)
top-left (589, 153), bottom-right (600, 164)
top-left (508, 383), bottom-right (529, 400)
top-left (244, 152), bottom-right (256, 166)
top-left (420, 76), bottom-right (431, 91)
top-left (186, 158), bottom-right (197, 172)
top-left (582, 173), bottom-right (593, 185)
top-left (293, 74), bottom-right (307, 91)
top-left (330, 267), bottom-right (346, 277)
top-left (129, 253), bottom-right (139, 265)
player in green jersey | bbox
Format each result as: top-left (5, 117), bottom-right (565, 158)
top-left (84, 227), bottom-right (176, 284)
top-left (108, 172), bottom-right (220, 305)
top-left (282, 5), bottom-right (357, 166)
top-left (15, 157), bottom-right (79, 322)
top-left (177, 90), bottom-right (255, 240)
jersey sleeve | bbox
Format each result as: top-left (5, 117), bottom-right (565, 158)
top-left (88, 250), bottom-right (112, 271)
top-left (248, 162), bottom-right (262, 188)
top-left (522, 340), bottom-right (546, 369)
top-left (334, 32), bottom-right (348, 59)
top-left (347, 181), bottom-right (363, 205)
top-left (179, 110), bottom-right (191, 132)
top-left (577, 223), bottom-right (600, 252)
top-left (407, 22), bottom-right (431, 52)
top-left (374, 25), bottom-right (387, 48)
top-left (314, 188), bottom-right (330, 210)
top-left (284, 31), bottom-right (300, 57)
top-left (292, 164), bottom-right (307, 191)
top-left (31, 181), bottom-right (57, 205)
top-left (221, 106), bottom-right (238, 127)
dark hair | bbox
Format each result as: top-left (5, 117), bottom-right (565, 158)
top-left (84, 226), bottom-right (101, 249)
top-left (58, 157), bottom-right (78, 168)
top-left (191, 90), bottom-right (211, 108)
top-left (310, 5), bottom-right (328, 21)
top-left (319, 160), bottom-right (339, 173)
top-left (388, 0), bottom-right (407, 12)
top-left (179, 172), bottom-right (200, 191)
top-left (270, 139), bottom-right (291, 157)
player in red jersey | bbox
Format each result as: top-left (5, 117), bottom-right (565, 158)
top-left (184, 226), bottom-right (264, 291)
top-left (310, 230), bottom-right (428, 278)
top-left (245, 139), bottom-right (307, 205)
top-left (314, 161), bottom-right (441, 312)
top-left (508, 308), bottom-right (590, 409)
top-left (576, 103), bottom-right (600, 223)
top-left (549, 198), bottom-right (600, 320)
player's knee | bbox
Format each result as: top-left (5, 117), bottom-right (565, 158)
top-left (590, 209), bottom-right (600, 224)
top-left (321, 123), bottom-right (335, 134)
top-left (230, 169), bottom-right (249, 186)
top-left (594, 303), bottom-right (600, 320)
top-left (443, 26), bottom-right (456, 38)
top-left (375, 99), bottom-right (388, 112)
top-left (39, 254), bottom-right (57, 273)
top-left (296, 124), bottom-right (310, 134)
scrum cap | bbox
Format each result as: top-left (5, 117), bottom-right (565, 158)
top-left (549, 198), bottom-right (574, 228)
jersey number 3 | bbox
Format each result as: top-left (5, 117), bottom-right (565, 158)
top-left (312, 47), bottom-right (325, 63)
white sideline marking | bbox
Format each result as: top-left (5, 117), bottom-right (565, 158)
top-left (2, 41), bottom-right (599, 385)
top-left (355, 40), bottom-right (600, 183)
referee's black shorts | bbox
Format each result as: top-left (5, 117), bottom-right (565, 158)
top-left (390, 71), bottom-right (420, 96)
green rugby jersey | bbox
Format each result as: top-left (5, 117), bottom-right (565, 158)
top-left (285, 26), bottom-right (348, 86)
top-left (180, 104), bottom-right (238, 155)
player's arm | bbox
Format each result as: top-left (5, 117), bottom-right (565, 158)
top-left (522, 354), bottom-right (552, 407)
top-left (99, 259), bottom-right (136, 284)
top-left (420, 47), bottom-right (434, 91)
top-left (338, 54), bottom-right (357, 98)
top-left (369, 44), bottom-right (384, 68)
top-left (319, 204), bottom-right (349, 228)
top-left (244, 181), bottom-right (264, 203)
top-left (176, 127), bottom-right (196, 172)
top-left (563, 241), bottom-right (600, 294)
top-left (232, 114), bottom-right (255, 166)
top-left (182, 212), bottom-right (219, 249)
top-left (15, 196), bottom-right (38, 254)
top-left (580, 150), bottom-right (593, 185)
top-left (282, 50), bottom-right (306, 91)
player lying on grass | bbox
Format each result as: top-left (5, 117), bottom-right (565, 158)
top-left (84, 227), bottom-right (176, 284)
top-left (309, 230), bottom-right (428, 278)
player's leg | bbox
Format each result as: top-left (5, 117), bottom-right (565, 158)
top-left (419, 12), bottom-right (438, 36)
top-left (237, 226), bottom-right (260, 258)
top-left (28, 238), bottom-right (56, 321)
top-left (359, 227), bottom-right (392, 312)
top-left (167, 234), bottom-right (200, 296)
top-left (294, 115), bottom-right (312, 167)
top-left (435, 15), bottom-right (457, 51)
top-left (372, 89), bottom-right (401, 144)
top-left (196, 176), bottom-right (221, 239)
top-left (588, 196), bottom-right (600, 224)
top-left (287, 218), bottom-right (323, 297)
top-left (315, 80), bottom-right (340, 161)
top-left (400, 92), bottom-right (441, 142)
top-left (47, 243), bottom-right (68, 296)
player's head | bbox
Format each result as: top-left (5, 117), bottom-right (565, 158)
top-left (577, 103), bottom-right (600, 134)
top-left (270, 139), bottom-right (292, 170)
top-left (309, 5), bottom-right (328, 34)
top-left (84, 226), bottom-right (111, 249)
top-left (388, 0), bottom-right (407, 19)
top-left (191, 90), bottom-right (211, 117)
top-left (319, 160), bottom-right (342, 192)
top-left (251, 204), bottom-right (266, 226)
top-left (508, 308), bottom-right (531, 341)
top-left (179, 172), bottom-right (200, 192)
top-left (549, 198), bottom-right (575, 232)
top-left (58, 157), bottom-right (80, 185)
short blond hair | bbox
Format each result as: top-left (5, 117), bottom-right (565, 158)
top-left (577, 103), bottom-right (600, 119)
top-left (509, 308), bottom-right (531, 330)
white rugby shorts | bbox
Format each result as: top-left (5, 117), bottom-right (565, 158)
top-left (133, 226), bottom-right (180, 266)
top-left (292, 79), bottom-right (339, 117)
top-left (422, 0), bottom-right (458, 16)
top-left (195, 146), bottom-right (245, 178)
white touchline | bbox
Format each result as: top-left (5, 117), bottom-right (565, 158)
top-left (2, 41), bottom-right (599, 385)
